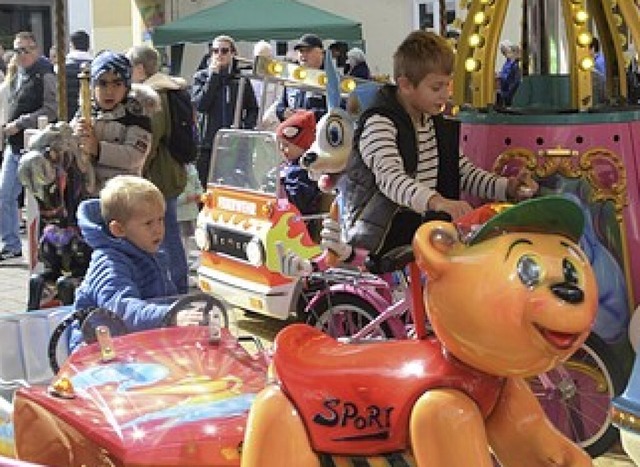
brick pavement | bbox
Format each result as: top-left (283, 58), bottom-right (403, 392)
top-left (0, 233), bottom-right (29, 313)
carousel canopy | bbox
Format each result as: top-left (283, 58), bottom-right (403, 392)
top-left (152, 0), bottom-right (362, 46)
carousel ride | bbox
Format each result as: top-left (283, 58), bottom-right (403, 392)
top-left (1, 0), bottom-right (639, 464)
top-left (454, 0), bottom-right (639, 347)
top-left (449, 0), bottom-right (640, 460)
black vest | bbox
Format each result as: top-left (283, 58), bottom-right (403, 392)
top-left (342, 84), bottom-right (460, 253)
top-left (7, 57), bottom-right (55, 149)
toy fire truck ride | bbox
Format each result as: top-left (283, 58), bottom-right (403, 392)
top-left (194, 56), bottom-right (374, 321)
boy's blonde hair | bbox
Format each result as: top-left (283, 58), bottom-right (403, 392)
top-left (393, 30), bottom-right (455, 87)
top-left (100, 175), bottom-right (164, 224)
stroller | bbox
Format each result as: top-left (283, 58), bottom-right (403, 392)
top-left (17, 122), bottom-right (95, 310)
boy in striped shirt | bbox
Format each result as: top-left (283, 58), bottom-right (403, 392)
top-left (340, 30), bottom-right (537, 258)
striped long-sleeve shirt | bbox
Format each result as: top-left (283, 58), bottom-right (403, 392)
top-left (359, 114), bottom-right (508, 214)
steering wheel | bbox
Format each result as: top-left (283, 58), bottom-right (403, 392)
top-left (160, 293), bottom-right (229, 329)
top-left (48, 307), bottom-right (129, 374)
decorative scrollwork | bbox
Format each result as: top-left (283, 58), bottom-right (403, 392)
top-left (580, 148), bottom-right (627, 218)
top-left (493, 146), bottom-right (627, 220)
top-left (492, 148), bottom-right (537, 176)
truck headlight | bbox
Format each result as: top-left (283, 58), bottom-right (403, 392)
top-left (195, 226), bottom-right (211, 251)
top-left (245, 238), bottom-right (265, 267)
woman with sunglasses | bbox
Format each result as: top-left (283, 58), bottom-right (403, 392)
top-left (191, 35), bottom-right (259, 189)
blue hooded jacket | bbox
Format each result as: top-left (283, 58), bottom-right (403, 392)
top-left (73, 199), bottom-right (177, 334)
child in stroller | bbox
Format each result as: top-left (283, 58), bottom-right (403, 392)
top-left (17, 122), bottom-right (94, 309)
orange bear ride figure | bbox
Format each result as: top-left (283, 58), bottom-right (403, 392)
top-left (241, 195), bottom-right (597, 467)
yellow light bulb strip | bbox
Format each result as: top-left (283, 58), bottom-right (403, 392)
top-left (253, 55), bottom-right (359, 94)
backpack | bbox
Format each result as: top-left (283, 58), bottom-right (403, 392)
top-left (163, 88), bottom-right (198, 164)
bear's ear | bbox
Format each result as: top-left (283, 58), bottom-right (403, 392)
top-left (412, 221), bottom-right (459, 279)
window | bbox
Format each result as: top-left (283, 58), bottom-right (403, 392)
top-left (416, 0), bottom-right (456, 34)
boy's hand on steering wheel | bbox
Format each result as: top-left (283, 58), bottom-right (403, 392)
top-left (428, 194), bottom-right (473, 221)
top-left (276, 241), bottom-right (313, 277)
top-left (320, 217), bottom-right (353, 261)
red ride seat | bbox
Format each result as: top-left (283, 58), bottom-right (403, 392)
top-left (273, 324), bottom-right (505, 456)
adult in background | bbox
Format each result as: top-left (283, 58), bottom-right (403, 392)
top-left (276, 33), bottom-right (327, 122)
top-left (496, 40), bottom-right (521, 107)
top-left (344, 47), bottom-right (371, 80)
top-left (0, 44), bottom-right (6, 77)
top-left (0, 55), bottom-right (18, 152)
top-left (65, 30), bottom-right (93, 120)
top-left (251, 40), bottom-right (275, 109)
top-left (191, 34), bottom-right (258, 188)
top-left (590, 37), bottom-right (606, 76)
top-left (127, 44), bottom-right (189, 294)
top-left (48, 45), bottom-right (58, 72)
top-left (0, 31), bottom-right (57, 261)
top-left (252, 40), bottom-right (281, 131)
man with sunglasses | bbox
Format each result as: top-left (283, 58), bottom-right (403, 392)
top-left (0, 31), bottom-right (57, 261)
top-left (191, 34), bottom-right (258, 188)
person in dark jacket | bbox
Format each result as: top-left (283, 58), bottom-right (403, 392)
top-left (496, 40), bottom-right (522, 107)
top-left (276, 33), bottom-right (327, 123)
top-left (64, 30), bottom-right (93, 120)
top-left (0, 31), bottom-right (57, 261)
top-left (344, 47), bottom-right (371, 80)
top-left (191, 34), bottom-right (258, 188)
top-left (72, 175), bottom-right (200, 350)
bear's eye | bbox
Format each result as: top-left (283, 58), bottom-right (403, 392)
top-left (517, 255), bottom-right (542, 288)
top-left (563, 258), bottom-right (580, 285)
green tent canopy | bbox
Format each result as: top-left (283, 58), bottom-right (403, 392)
top-left (152, 0), bottom-right (362, 46)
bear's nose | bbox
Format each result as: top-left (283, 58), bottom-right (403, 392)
top-left (301, 151), bottom-right (318, 168)
top-left (550, 283), bottom-right (584, 304)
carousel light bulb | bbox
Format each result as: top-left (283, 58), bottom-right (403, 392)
top-left (574, 10), bottom-right (589, 24)
top-left (317, 74), bottom-right (327, 86)
top-left (468, 33), bottom-right (484, 48)
top-left (465, 57), bottom-right (480, 72)
top-left (292, 67), bottom-right (307, 80)
top-left (579, 56), bottom-right (595, 71)
top-left (613, 14), bottom-right (622, 27)
top-left (267, 61), bottom-right (284, 76)
top-left (577, 32), bottom-right (592, 47)
top-left (341, 78), bottom-right (356, 93)
top-left (473, 12), bottom-right (487, 25)
top-left (619, 34), bottom-right (627, 47)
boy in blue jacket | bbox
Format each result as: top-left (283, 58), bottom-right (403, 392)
top-left (73, 175), bottom-right (198, 343)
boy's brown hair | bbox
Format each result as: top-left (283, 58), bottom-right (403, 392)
top-left (100, 175), bottom-right (165, 225)
top-left (393, 30), bottom-right (455, 87)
